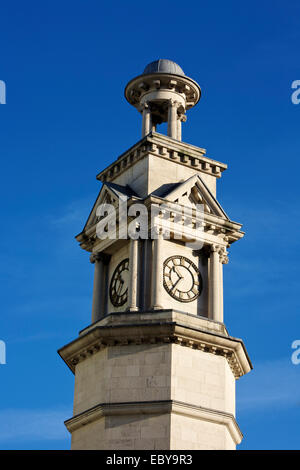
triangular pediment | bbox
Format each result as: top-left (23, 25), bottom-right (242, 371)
top-left (83, 183), bottom-right (138, 232)
top-left (163, 175), bottom-right (229, 219)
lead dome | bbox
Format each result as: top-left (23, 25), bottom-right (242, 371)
top-left (143, 59), bottom-right (185, 76)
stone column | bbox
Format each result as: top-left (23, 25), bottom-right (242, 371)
top-left (209, 245), bottom-right (221, 322)
top-left (167, 100), bottom-right (178, 139)
top-left (142, 239), bottom-right (151, 310)
top-left (90, 253), bottom-right (107, 324)
top-left (177, 114), bottom-right (186, 142)
top-left (151, 227), bottom-right (163, 310)
top-left (177, 116), bottom-right (182, 141)
top-left (219, 259), bottom-right (223, 322)
top-left (128, 238), bottom-right (139, 311)
top-left (142, 102), bottom-right (152, 137)
top-left (219, 248), bottom-right (229, 324)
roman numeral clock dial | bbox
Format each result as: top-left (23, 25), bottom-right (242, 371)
top-left (109, 258), bottom-right (129, 307)
top-left (163, 255), bottom-right (202, 302)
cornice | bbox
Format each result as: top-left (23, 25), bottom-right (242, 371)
top-left (96, 132), bottom-right (227, 184)
top-left (76, 194), bottom-right (244, 252)
top-left (58, 313), bottom-right (252, 379)
top-left (125, 71), bottom-right (201, 108)
top-left (64, 399), bottom-right (243, 445)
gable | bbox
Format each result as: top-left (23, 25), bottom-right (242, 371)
top-left (164, 175), bottom-right (229, 219)
top-left (82, 183), bottom-right (138, 232)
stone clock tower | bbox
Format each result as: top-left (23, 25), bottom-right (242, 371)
top-left (58, 59), bottom-right (252, 450)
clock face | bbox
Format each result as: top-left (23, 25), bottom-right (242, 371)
top-left (109, 258), bottom-right (129, 307)
top-left (163, 255), bottom-right (202, 303)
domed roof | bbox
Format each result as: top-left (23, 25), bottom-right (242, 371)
top-left (143, 59), bottom-right (185, 76)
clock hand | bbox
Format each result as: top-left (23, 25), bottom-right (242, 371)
top-left (116, 276), bottom-right (124, 296)
top-left (171, 276), bottom-right (182, 291)
top-left (173, 265), bottom-right (184, 279)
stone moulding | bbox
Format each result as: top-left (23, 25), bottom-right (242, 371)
top-left (125, 70), bottom-right (201, 109)
top-left (76, 210), bottom-right (244, 254)
top-left (75, 190), bottom-right (244, 253)
top-left (58, 319), bottom-right (252, 380)
top-left (96, 132), bottom-right (227, 184)
top-left (64, 399), bottom-right (243, 446)
top-left (76, 211), bottom-right (243, 254)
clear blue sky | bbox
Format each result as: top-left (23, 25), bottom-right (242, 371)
top-left (0, 0), bottom-right (300, 450)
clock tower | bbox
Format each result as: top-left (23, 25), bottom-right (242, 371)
top-left (58, 59), bottom-right (252, 450)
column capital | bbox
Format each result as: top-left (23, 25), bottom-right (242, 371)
top-left (168, 98), bottom-right (180, 108)
top-left (152, 225), bottom-right (167, 239)
top-left (208, 244), bottom-right (228, 263)
top-left (90, 252), bottom-right (110, 264)
top-left (138, 101), bottom-right (150, 113)
top-left (219, 248), bottom-right (229, 265)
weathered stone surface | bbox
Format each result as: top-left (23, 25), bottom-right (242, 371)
top-left (59, 60), bottom-right (252, 450)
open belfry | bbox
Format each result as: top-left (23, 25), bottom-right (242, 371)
top-left (58, 59), bottom-right (252, 450)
